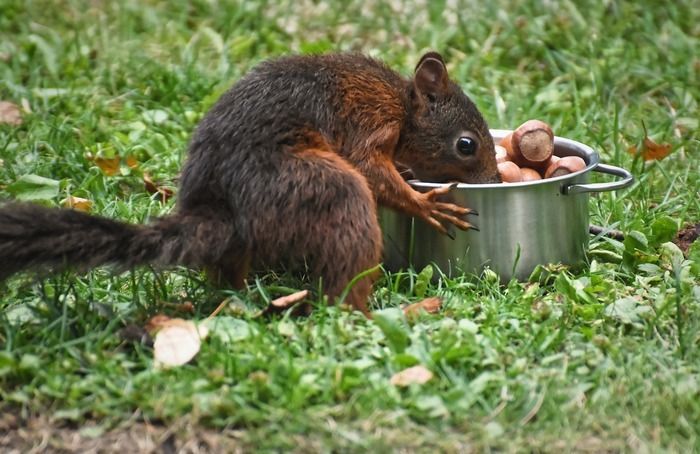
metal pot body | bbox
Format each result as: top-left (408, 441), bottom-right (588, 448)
top-left (379, 130), bottom-right (633, 281)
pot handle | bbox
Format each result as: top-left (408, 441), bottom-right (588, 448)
top-left (563, 163), bottom-right (634, 195)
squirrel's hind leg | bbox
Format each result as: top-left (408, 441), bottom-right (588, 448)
top-left (253, 148), bottom-right (382, 317)
top-left (206, 247), bottom-right (252, 290)
top-left (305, 152), bottom-right (382, 317)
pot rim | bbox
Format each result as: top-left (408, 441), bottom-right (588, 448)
top-left (408, 129), bottom-right (600, 190)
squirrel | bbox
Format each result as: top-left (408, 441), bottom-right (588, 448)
top-left (0, 51), bottom-right (500, 316)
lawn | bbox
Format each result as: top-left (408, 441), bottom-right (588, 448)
top-left (1, 0), bottom-right (699, 451)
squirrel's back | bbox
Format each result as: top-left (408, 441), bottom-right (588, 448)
top-left (185, 54), bottom-right (406, 161)
top-left (178, 53), bottom-right (408, 214)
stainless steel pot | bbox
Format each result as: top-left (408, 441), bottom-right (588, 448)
top-left (379, 129), bottom-right (634, 281)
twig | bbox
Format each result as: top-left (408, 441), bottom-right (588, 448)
top-left (270, 289), bottom-right (309, 308)
top-left (207, 298), bottom-right (230, 319)
top-left (520, 390), bottom-right (545, 425)
top-left (589, 224), bottom-right (625, 241)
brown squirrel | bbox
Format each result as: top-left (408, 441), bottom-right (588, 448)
top-left (0, 52), bottom-right (499, 316)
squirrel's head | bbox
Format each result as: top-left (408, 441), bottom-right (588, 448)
top-left (396, 52), bottom-right (501, 184)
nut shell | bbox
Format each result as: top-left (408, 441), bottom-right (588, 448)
top-left (510, 120), bottom-right (554, 169)
top-left (544, 156), bottom-right (586, 178)
top-left (495, 145), bottom-right (509, 163)
top-left (520, 167), bottom-right (543, 182)
top-left (498, 161), bottom-right (523, 183)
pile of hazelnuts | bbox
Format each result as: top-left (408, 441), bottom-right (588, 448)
top-left (496, 120), bottom-right (586, 183)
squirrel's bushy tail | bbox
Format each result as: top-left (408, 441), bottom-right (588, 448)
top-left (0, 203), bottom-right (233, 280)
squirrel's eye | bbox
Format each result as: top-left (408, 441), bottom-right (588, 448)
top-left (456, 136), bottom-right (477, 156)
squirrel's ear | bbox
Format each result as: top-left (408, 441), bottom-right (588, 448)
top-left (414, 52), bottom-right (449, 97)
top-left (415, 51), bottom-right (445, 69)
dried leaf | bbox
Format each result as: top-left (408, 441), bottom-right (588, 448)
top-left (174, 302), bottom-right (195, 313)
top-left (146, 315), bottom-right (209, 337)
top-left (151, 317), bottom-right (209, 368)
top-left (390, 365), bottom-right (434, 387)
top-left (157, 187), bottom-right (174, 202)
top-left (145, 314), bottom-right (174, 335)
top-left (93, 155), bottom-right (120, 176)
top-left (403, 296), bottom-right (442, 318)
top-left (143, 173), bottom-right (158, 193)
top-left (153, 324), bottom-right (201, 368)
top-left (125, 155), bottom-right (139, 169)
top-left (627, 124), bottom-right (672, 161)
top-left (270, 289), bottom-right (309, 308)
top-left (0, 101), bottom-right (22, 126)
top-left (143, 173), bottom-right (174, 203)
top-left (62, 196), bottom-right (93, 212)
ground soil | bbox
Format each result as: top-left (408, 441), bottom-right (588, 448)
top-left (0, 411), bottom-right (246, 454)
top-left (674, 222), bottom-right (700, 255)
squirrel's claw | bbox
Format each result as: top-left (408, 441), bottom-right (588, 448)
top-left (434, 202), bottom-right (477, 217)
top-left (431, 210), bottom-right (477, 232)
top-left (425, 216), bottom-right (449, 236)
top-left (416, 185), bottom-right (479, 236)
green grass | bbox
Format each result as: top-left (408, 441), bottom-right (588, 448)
top-left (1, 0), bottom-right (699, 451)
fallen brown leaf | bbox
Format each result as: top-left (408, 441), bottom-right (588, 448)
top-left (94, 155), bottom-right (121, 176)
top-left (143, 173), bottom-right (158, 192)
top-left (627, 123), bottom-right (672, 161)
top-left (270, 289), bottom-right (309, 308)
top-left (145, 314), bottom-right (174, 335)
top-left (144, 173), bottom-right (174, 203)
top-left (403, 296), bottom-right (442, 318)
top-left (174, 301), bottom-right (195, 313)
top-left (390, 365), bottom-right (434, 387)
top-left (149, 317), bottom-right (209, 368)
top-left (125, 155), bottom-right (139, 169)
top-left (154, 324), bottom-right (205, 368)
top-left (0, 101), bottom-right (22, 126)
top-left (62, 196), bottom-right (93, 212)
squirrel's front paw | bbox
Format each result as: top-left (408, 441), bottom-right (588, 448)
top-left (416, 183), bottom-right (478, 237)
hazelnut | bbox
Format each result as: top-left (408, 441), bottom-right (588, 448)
top-left (495, 145), bottom-right (509, 163)
top-left (544, 156), bottom-right (586, 178)
top-left (520, 167), bottom-right (543, 182)
top-left (507, 120), bottom-right (554, 170)
top-left (497, 161), bottom-right (523, 183)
